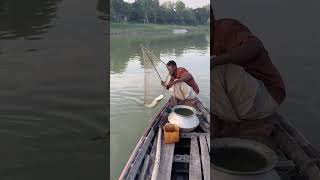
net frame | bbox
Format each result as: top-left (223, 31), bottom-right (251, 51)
top-left (141, 46), bottom-right (170, 106)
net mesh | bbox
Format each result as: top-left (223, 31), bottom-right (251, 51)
top-left (142, 46), bottom-right (170, 106)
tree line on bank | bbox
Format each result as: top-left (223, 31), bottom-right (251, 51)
top-left (111, 0), bottom-right (209, 26)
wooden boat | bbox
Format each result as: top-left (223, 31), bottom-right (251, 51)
top-left (119, 97), bottom-right (320, 180)
top-left (119, 97), bottom-right (210, 180)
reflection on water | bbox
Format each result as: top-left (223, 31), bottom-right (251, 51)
top-left (0, 0), bottom-right (107, 179)
top-left (0, 0), bottom-right (61, 39)
top-left (111, 33), bottom-right (209, 74)
top-left (110, 32), bottom-right (210, 179)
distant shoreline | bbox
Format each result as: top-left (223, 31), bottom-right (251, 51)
top-left (110, 23), bottom-right (209, 36)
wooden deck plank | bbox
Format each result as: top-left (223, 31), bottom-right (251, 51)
top-left (157, 140), bottom-right (175, 180)
top-left (200, 136), bottom-right (210, 180)
top-left (180, 132), bottom-right (209, 138)
top-left (126, 130), bottom-right (155, 180)
top-left (145, 133), bottom-right (158, 180)
top-left (189, 137), bottom-right (202, 180)
top-left (173, 154), bottom-right (190, 163)
top-left (138, 154), bottom-right (150, 180)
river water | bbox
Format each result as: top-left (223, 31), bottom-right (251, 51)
top-left (110, 32), bottom-right (210, 179)
top-left (0, 0), bottom-right (107, 179)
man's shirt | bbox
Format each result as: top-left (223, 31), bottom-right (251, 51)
top-left (169, 67), bottom-right (200, 95)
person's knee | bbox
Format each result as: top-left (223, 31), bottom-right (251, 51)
top-left (212, 64), bottom-right (246, 82)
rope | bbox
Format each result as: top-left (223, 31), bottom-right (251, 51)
top-left (143, 47), bottom-right (163, 82)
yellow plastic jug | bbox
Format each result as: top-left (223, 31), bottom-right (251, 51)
top-left (163, 123), bottom-right (179, 144)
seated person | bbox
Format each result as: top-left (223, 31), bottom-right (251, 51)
top-left (162, 60), bottom-right (200, 107)
top-left (211, 7), bottom-right (286, 137)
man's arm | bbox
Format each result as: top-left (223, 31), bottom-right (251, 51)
top-left (163, 72), bottom-right (193, 88)
top-left (211, 38), bottom-right (263, 68)
top-left (174, 72), bottom-right (192, 83)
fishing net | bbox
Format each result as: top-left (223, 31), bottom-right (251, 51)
top-left (142, 46), bottom-right (170, 108)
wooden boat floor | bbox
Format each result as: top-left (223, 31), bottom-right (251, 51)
top-left (158, 140), bottom-right (175, 180)
top-left (158, 121), bottom-right (210, 180)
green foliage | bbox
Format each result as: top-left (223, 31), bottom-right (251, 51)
top-left (111, 0), bottom-right (129, 22)
top-left (111, 0), bottom-right (209, 26)
top-left (128, 1), bottom-right (144, 23)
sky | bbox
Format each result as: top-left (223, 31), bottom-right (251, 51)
top-left (124, 0), bottom-right (209, 9)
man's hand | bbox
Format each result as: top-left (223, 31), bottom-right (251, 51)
top-left (167, 79), bottom-right (179, 87)
top-left (161, 81), bottom-right (166, 87)
top-left (173, 79), bottom-right (180, 84)
top-left (167, 81), bottom-right (174, 87)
